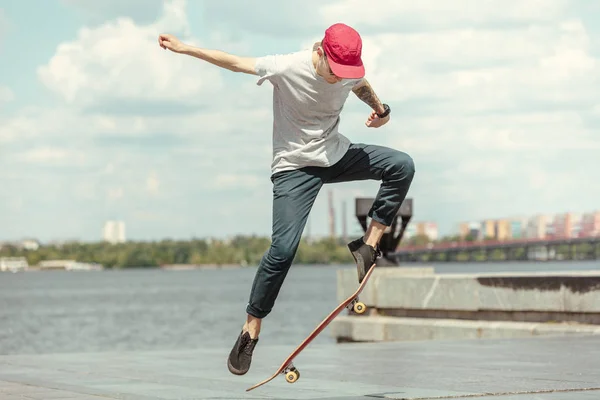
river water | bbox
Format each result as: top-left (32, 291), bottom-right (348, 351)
top-left (1, 261), bottom-right (598, 356)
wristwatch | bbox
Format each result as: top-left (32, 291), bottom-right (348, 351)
top-left (377, 103), bottom-right (391, 118)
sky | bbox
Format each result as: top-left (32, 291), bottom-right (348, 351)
top-left (1, 0), bottom-right (599, 243)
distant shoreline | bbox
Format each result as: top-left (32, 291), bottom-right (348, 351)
top-left (159, 264), bottom-right (245, 270)
top-left (10, 263), bottom-right (351, 272)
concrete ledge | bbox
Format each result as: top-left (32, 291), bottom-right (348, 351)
top-left (337, 266), bottom-right (435, 307)
top-left (335, 268), bottom-right (600, 342)
top-left (331, 315), bottom-right (600, 343)
top-left (337, 268), bottom-right (600, 314)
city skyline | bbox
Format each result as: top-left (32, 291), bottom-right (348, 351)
top-left (4, 207), bottom-right (599, 247)
top-left (2, 1), bottom-right (600, 243)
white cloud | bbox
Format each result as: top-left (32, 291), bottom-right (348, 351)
top-left (38, 0), bottom-right (220, 111)
top-left (356, 20), bottom-right (598, 115)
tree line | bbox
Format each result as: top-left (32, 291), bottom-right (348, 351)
top-left (0, 236), bottom-right (357, 268)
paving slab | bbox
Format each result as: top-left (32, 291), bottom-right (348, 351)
top-left (1, 335), bottom-right (599, 399)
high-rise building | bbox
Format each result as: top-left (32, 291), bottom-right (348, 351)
top-left (495, 219), bottom-right (511, 241)
top-left (509, 217), bottom-right (528, 239)
top-left (553, 213), bottom-right (580, 239)
top-left (423, 222), bottom-right (438, 241)
top-left (459, 222), bottom-right (470, 239)
top-left (545, 220), bottom-right (555, 239)
top-left (571, 213), bottom-right (582, 238)
top-left (526, 215), bottom-right (549, 239)
top-left (580, 211), bottom-right (600, 237)
top-left (412, 222), bottom-right (439, 241)
top-left (480, 220), bottom-right (495, 240)
top-left (103, 221), bottom-right (126, 244)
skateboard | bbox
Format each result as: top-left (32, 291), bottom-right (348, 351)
top-left (246, 264), bottom-right (376, 392)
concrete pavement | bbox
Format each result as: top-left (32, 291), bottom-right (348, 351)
top-left (1, 334), bottom-right (599, 399)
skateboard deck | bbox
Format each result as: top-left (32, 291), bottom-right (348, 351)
top-left (246, 264), bottom-right (376, 392)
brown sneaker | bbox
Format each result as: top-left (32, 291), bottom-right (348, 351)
top-left (227, 331), bottom-right (258, 375)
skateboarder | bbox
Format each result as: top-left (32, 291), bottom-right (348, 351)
top-left (158, 23), bottom-right (415, 376)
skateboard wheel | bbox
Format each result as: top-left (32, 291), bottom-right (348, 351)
top-left (353, 302), bottom-right (366, 314)
top-left (285, 369), bottom-right (299, 383)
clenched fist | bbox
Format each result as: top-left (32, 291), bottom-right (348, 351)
top-left (158, 33), bottom-right (186, 53)
top-left (365, 111), bottom-right (390, 128)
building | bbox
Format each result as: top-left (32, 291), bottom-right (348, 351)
top-left (580, 211), bottom-right (600, 237)
top-left (0, 257), bottom-right (28, 272)
top-left (552, 213), bottom-right (569, 239)
top-left (480, 220), bottom-right (496, 240)
top-left (411, 222), bottom-right (438, 241)
top-left (103, 220), bottom-right (126, 244)
top-left (38, 260), bottom-right (103, 270)
top-left (526, 215), bottom-right (549, 239)
top-left (20, 239), bottom-right (40, 251)
top-left (495, 219), bottom-right (511, 241)
top-left (509, 217), bottom-right (528, 239)
top-left (571, 213), bottom-right (582, 238)
top-left (459, 222), bottom-right (481, 240)
top-left (458, 222), bottom-right (470, 239)
top-left (545, 221), bottom-right (555, 239)
top-left (552, 213), bottom-right (581, 239)
top-left (423, 222), bottom-right (438, 241)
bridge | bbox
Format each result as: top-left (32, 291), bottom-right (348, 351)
top-left (391, 234), bottom-right (600, 263)
top-left (353, 197), bottom-right (600, 264)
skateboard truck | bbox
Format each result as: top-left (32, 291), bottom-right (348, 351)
top-left (346, 297), bottom-right (367, 314)
top-left (283, 363), bottom-right (300, 383)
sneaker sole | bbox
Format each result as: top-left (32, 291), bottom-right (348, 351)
top-left (227, 357), bottom-right (249, 375)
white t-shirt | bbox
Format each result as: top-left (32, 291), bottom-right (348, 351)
top-left (254, 49), bottom-right (362, 175)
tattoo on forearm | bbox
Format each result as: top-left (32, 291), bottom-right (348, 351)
top-left (353, 81), bottom-right (383, 113)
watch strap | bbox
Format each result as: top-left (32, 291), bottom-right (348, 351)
top-left (377, 103), bottom-right (391, 118)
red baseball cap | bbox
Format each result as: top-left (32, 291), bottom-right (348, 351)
top-left (322, 23), bottom-right (365, 79)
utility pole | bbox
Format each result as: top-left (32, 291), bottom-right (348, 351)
top-left (342, 200), bottom-right (347, 242)
top-left (329, 190), bottom-right (335, 239)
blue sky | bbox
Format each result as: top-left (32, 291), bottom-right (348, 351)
top-left (1, 0), bottom-right (599, 243)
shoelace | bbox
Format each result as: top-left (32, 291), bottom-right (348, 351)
top-left (239, 334), bottom-right (257, 356)
top-left (243, 338), bottom-right (257, 355)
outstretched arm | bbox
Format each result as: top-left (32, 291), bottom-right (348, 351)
top-left (352, 79), bottom-right (390, 128)
top-left (158, 33), bottom-right (257, 75)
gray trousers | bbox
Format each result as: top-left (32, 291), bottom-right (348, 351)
top-left (246, 143), bottom-right (415, 318)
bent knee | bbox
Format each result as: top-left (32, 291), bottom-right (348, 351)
top-left (390, 152), bottom-right (416, 180)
